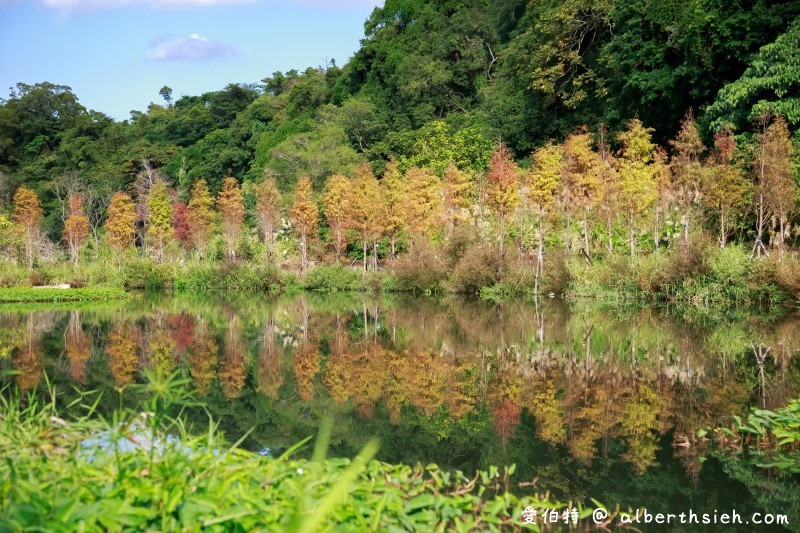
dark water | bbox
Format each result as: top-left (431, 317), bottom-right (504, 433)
top-left (2, 293), bottom-right (799, 530)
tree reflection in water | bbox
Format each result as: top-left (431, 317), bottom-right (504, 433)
top-left (2, 293), bottom-right (799, 521)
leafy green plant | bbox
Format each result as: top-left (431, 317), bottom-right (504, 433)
top-left (705, 399), bottom-right (800, 473)
top-left (0, 374), bottom-right (581, 532)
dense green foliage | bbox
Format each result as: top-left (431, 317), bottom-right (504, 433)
top-left (0, 287), bottom-right (128, 303)
top-left (0, 377), bottom-right (573, 532)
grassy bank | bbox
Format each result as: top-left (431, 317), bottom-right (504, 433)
top-left (0, 376), bottom-right (588, 532)
top-left (0, 287), bottom-right (129, 303)
top-left (1, 238), bottom-right (799, 314)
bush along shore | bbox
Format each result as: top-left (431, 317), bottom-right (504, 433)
top-left (0, 374), bottom-right (605, 532)
top-left (1, 235), bottom-right (799, 316)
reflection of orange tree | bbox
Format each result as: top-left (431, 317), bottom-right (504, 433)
top-left (294, 342), bottom-right (321, 401)
top-left (219, 315), bottom-right (246, 399)
top-left (13, 314), bottom-right (42, 391)
top-left (189, 321), bottom-right (218, 397)
top-left (324, 323), bottom-right (352, 404)
top-left (257, 317), bottom-right (283, 399)
top-left (65, 311), bottom-right (91, 384)
top-left (106, 322), bottom-right (139, 386)
top-left (488, 364), bottom-right (524, 446)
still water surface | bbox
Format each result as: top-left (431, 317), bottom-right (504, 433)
top-left (2, 294), bottom-right (799, 529)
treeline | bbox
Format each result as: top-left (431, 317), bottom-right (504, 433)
top-left (0, 112), bottom-right (796, 289)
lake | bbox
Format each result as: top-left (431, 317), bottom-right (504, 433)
top-left (2, 293), bottom-right (799, 529)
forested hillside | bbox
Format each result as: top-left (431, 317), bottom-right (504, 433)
top-left (0, 0), bottom-right (799, 301)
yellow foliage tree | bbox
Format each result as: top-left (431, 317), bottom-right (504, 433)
top-left (104, 191), bottom-right (136, 260)
top-left (322, 174), bottom-right (351, 263)
top-left (146, 180), bottom-right (173, 264)
top-left (616, 119), bottom-right (659, 258)
top-left (380, 160), bottom-right (407, 263)
top-left (347, 165), bottom-right (385, 272)
top-left (290, 176), bottom-right (319, 275)
top-left (187, 179), bottom-right (216, 258)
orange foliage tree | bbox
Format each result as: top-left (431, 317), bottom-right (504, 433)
top-left (63, 193), bottom-right (90, 265)
top-left (347, 165), bottom-right (385, 272)
top-left (217, 176), bottom-right (245, 261)
top-left (255, 178), bottom-right (282, 261)
top-left (322, 174), bottom-right (350, 263)
top-left (485, 144), bottom-right (520, 261)
top-left (290, 176), bottom-right (319, 275)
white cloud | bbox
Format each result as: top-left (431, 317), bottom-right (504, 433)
top-left (36, 0), bottom-right (254, 13)
top-left (146, 33), bottom-right (243, 62)
top-left (27, 0), bottom-right (379, 12)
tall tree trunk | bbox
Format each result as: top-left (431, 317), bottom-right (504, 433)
top-left (362, 239), bottom-right (367, 273)
top-left (300, 229), bottom-right (307, 275)
top-left (629, 212), bottom-right (635, 260)
top-left (390, 234), bottom-right (396, 266)
top-left (372, 241), bottom-right (378, 270)
top-left (653, 208), bottom-right (659, 251)
top-left (720, 210), bottom-right (726, 248)
top-left (535, 210), bottom-right (544, 295)
top-left (582, 208), bottom-right (591, 266)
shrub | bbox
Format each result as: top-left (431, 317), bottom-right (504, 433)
top-left (392, 242), bottom-right (448, 293)
top-left (122, 260), bottom-right (174, 291)
top-left (449, 244), bottom-right (500, 294)
top-left (541, 249), bottom-right (572, 295)
top-left (303, 265), bottom-right (364, 292)
top-left (173, 262), bottom-right (284, 293)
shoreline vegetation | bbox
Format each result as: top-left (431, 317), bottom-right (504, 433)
top-left (1, 236), bottom-right (798, 317)
top-left (0, 375), bottom-right (594, 532)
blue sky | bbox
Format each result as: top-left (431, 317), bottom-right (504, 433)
top-left (0, 0), bottom-right (382, 120)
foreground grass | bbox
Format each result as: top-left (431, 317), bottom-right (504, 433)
top-left (0, 376), bottom-right (591, 532)
top-left (0, 287), bottom-right (129, 303)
